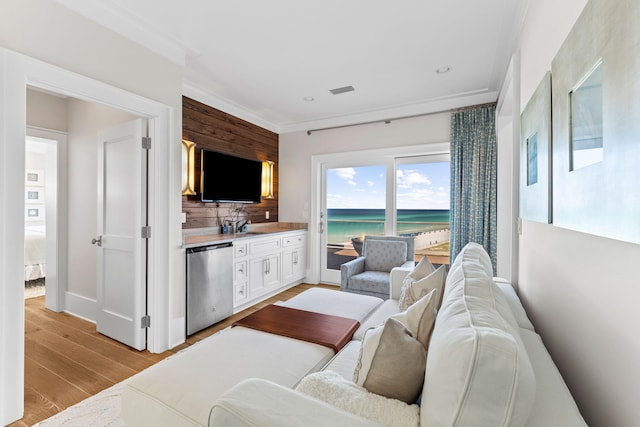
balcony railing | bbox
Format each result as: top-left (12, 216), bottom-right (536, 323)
top-left (325, 219), bottom-right (450, 270)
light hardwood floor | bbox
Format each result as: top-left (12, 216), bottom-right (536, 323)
top-left (9, 283), bottom-right (337, 427)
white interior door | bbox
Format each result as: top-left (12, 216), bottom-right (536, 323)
top-left (96, 118), bottom-right (147, 350)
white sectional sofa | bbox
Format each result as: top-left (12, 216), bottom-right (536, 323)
top-left (122, 243), bottom-right (586, 427)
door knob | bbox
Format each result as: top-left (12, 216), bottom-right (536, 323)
top-left (91, 236), bottom-right (102, 246)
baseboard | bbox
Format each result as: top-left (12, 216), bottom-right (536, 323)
top-left (170, 316), bottom-right (186, 349)
top-left (64, 291), bottom-right (97, 323)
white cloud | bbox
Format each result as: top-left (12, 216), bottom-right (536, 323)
top-left (396, 169), bottom-right (431, 189)
top-left (367, 180), bottom-right (374, 186)
top-left (332, 168), bottom-right (356, 180)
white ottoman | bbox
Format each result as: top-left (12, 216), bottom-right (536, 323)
top-left (122, 288), bottom-right (383, 427)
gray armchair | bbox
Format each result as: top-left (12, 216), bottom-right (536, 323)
top-left (340, 235), bottom-right (415, 300)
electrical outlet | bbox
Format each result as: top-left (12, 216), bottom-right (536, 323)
top-left (265, 211), bottom-right (270, 219)
top-left (181, 212), bottom-right (187, 223)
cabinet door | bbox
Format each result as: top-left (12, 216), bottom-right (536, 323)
top-left (263, 253), bottom-right (281, 290)
top-left (249, 253), bottom-right (281, 298)
top-left (249, 257), bottom-right (269, 297)
top-left (283, 247), bottom-right (306, 284)
top-left (292, 246), bottom-right (306, 280)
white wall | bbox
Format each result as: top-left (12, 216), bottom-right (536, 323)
top-left (279, 113), bottom-right (451, 223)
top-left (0, 0), bottom-right (183, 423)
top-left (26, 89), bottom-right (68, 132)
top-left (516, 1), bottom-right (640, 425)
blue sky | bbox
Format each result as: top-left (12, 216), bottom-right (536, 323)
top-left (327, 161), bottom-right (450, 209)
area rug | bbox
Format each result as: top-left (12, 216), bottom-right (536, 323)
top-left (33, 381), bottom-right (126, 426)
top-left (32, 327), bottom-right (228, 426)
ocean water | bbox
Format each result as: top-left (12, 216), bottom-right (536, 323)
top-left (327, 208), bottom-right (450, 244)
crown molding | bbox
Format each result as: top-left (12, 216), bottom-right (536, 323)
top-left (55, 0), bottom-right (197, 65)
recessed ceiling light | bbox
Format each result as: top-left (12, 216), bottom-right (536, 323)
top-left (436, 66), bottom-right (451, 74)
top-left (303, 96), bottom-right (315, 102)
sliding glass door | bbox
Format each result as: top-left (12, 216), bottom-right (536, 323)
top-left (396, 157), bottom-right (451, 266)
top-left (320, 164), bottom-right (387, 284)
top-left (320, 154), bottom-right (450, 284)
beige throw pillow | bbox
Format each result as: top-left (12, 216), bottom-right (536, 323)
top-left (399, 264), bottom-right (446, 311)
top-left (404, 256), bottom-right (435, 283)
top-left (353, 318), bottom-right (427, 403)
top-left (391, 288), bottom-right (438, 348)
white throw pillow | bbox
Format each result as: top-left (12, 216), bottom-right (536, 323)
top-left (391, 288), bottom-right (437, 348)
top-left (403, 256), bottom-right (435, 284)
top-left (296, 370), bottom-right (419, 427)
top-left (399, 264), bottom-right (446, 311)
top-left (353, 318), bottom-right (426, 403)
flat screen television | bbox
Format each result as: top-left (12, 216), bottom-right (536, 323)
top-left (200, 149), bottom-right (263, 203)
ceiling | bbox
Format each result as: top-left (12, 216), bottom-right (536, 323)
top-left (55, 0), bottom-right (528, 134)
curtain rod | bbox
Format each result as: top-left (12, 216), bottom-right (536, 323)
top-left (306, 101), bottom-right (497, 135)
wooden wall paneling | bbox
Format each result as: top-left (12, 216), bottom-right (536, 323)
top-left (182, 96), bottom-right (278, 229)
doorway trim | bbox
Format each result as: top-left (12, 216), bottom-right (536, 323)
top-left (1, 48), bottom-right (174, 423)
top-left (26, 126), bottom-right (68, 312)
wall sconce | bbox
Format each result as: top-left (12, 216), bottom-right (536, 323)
top-left (182, 139), bottom-right (196, 195)
top-left (261, 160), bottom-right (274, 199)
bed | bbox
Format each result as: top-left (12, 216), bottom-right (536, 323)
top-left (25, 225), bottom-right (46, 281)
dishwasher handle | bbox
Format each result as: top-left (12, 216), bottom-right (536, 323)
top-left (186, 242), bottom-right (233, 254)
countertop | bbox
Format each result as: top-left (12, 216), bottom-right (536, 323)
top-left (182, 222), bottom-right (307, 249)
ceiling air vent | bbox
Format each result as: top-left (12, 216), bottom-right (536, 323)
top-left (329, 85), bottom-right (355, 95)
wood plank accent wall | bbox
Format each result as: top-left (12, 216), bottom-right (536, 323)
top-left (182, 96), bottom-right (279, 229)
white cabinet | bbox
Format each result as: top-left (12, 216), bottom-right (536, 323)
top-left (231, 230), bottom-right (307, 311)
top-left (249, 253), bottom-right (281, 297)
top-left (282, 233), bottom-right (306, 284)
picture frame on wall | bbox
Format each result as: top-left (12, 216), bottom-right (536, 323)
top-left (551, 0), bottom-right (640, 244)
top-left (25, 169), bottom-right (44, 187)
top-left (25, 204), bottom-right (44, 222)
top-left (520, 71), bottom-right (552, 224)
top-left (25, 186), bottom-right (44, 204)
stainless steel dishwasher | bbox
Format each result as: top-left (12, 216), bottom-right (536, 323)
top-left (186, 242), bottom-right (234, 336)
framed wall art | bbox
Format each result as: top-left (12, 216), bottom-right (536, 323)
top-left (551, 0), bottom-right (640, 244)
top-left (520, 71), bottom-right (552, 224)
top-left (25, 169), bottom-right (44, 187)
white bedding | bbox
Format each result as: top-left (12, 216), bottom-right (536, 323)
top-left (25, 225), bottom-right (46, 281)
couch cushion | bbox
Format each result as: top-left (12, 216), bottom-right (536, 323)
top-left (353, 299), bottom-right (401, 340)
top-left (354, 318), bottom-right (426, 403)
top-left (519, 329), bottom-right (587, 427)
top-left (277, 287), bottom-right (383, 322)
top-left (399, 264), bottom-right (446, 311)
top-left (297, 370), bottom-right (419, 427)
top-left (494, 281), bottom-right (536, 331)
top-left (348, 271), bottom-right (391, 293)
top-left (364, 240), bottom-right (407, 272)
top-left (122, 327), bottom-right (335, 427)
top-left (421, 245), bottom-right (536, 427)
top-left (210, 378), bottom-right (378, 427)
top-left (322, 340), bottom-right (363, 380)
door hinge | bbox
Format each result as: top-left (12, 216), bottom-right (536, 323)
top-left (141, 226), bottom-right (151, 239)
top-left (141, 136), bottom-right (151, 150)
top-left (141, 315), bottom-right (151, 328)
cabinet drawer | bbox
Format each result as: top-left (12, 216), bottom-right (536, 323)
top-left (234, 261), bottom-right (248, 282)
top-left (282, 233), bottom-right (306, 247)
top-left (234, 242), bottom-right (248, 258)
top-left (234, 282), bottom-right (248, 306)
top-left (249, 237), bottom-right (281, 255)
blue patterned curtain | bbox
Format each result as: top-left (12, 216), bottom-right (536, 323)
top-left (450, 104), bottom-right (497, 271)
